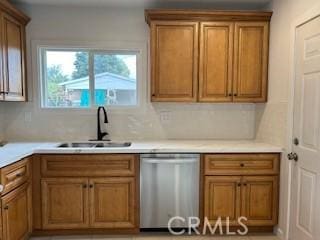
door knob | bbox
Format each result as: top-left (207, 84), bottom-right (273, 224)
top-left (287, 152), bottom-right (298, 162)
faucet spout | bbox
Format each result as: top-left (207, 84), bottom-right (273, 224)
top-left (97, 106), bottom-right (109, 141)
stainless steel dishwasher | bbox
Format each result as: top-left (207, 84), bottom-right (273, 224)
top-left (140, 154), bottom-right (200, 228)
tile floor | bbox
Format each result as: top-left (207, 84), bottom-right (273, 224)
top-left (30, 234), bottom-right (280, 240)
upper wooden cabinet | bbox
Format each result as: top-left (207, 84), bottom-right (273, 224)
top-left (233, 22), bottom-right (269, 102)
top-left (0, 1), bottom-right (30, 102)
top-left (145, 9), bottom-right (272, 103)
top-left (199, 22), bottom-right (234, 102)
top-left (150, 21), bottom-right (198, 101)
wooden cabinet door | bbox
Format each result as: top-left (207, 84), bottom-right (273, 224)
top-left (233, 22), bottom-right (269, 102)
top-left (1, 13), bottom-right (26, 101)
top-left (150, 21), bottom-right (198, 102)
top-left (204, 176), bottom-right (241, 226)
top-left (41, 178), bottom-right (89, 229)
top-left (89, 177), bottom-right (137, 229)
top-left (199, 22), bottom-right (234, 102)
top-left (2, 183), bottom-right (31, 240)
top-left (241, 176), bottom-right (278, 226)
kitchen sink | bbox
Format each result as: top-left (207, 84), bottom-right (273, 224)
top-left (57, 142), bottom-right (132, 148)
top-left (95, 142), bottom-right (132, 148)
top-left (58, 142), bottom-right (97, 148)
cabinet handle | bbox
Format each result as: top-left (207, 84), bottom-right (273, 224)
top-left (4, 206), bottom-right (8, 210)
top-left (16, 173), bottom-right (22, 177)
top-left (243, 183), bottom-right (247, 186)
top-left (0, 91), bottom-right (8, 95)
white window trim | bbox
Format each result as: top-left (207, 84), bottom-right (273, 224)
top-left (31, 40), bottom-right (148, 115)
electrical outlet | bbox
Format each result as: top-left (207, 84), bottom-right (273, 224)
top-left (160, 111), bottom-right (171, 123)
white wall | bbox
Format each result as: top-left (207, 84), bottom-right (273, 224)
top-left (2, 4), bottom-right (257, 141)
top-left (255, 0), bottom-right (320, 239)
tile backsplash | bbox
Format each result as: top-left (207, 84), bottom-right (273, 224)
top-left (2, 102), bottom-right (255, 141)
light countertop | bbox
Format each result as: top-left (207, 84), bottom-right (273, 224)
top-left (0, 140), bottom-right (283, 169)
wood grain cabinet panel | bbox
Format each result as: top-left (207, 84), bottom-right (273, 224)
top-left (199, 22), bottom-right (234, 102)
top-left (150, 21), bottom-right (198, 102)
top-left (41, 178), bottom-right (89, 229)
top-left (146, 10), bottom-right (271, 103)
top-left (202, 153), bottom-right (280, 229)
top-left (204, 154), bottom-right (279, 175)
top-left (1, 183), bottom-right (31, 240)
top-left (204, 176), bottom-right (241, 226)
top-left (242, 176), bottom-right (278, 226)
top-left (0, 158), bottom-right (30, 195)
top-left (41, 154), bottom-right (137, 177)
top-left (89, 177), bottom-right (137, 229)
top-left (233, 22), bottom-right (269, 102)
top-left (1, 13), bottom-right (27, 101)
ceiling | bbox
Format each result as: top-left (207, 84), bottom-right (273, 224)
top-left (11, 0), bottom-right (272, 8)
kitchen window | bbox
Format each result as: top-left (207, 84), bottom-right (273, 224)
top-left (39, 48), bottom-right (139, 108)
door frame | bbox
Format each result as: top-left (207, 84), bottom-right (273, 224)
top-left (286, 3), bottom-right (320, 240)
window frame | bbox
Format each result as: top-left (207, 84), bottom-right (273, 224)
top-left (33, 40), bottom-right (147, 113)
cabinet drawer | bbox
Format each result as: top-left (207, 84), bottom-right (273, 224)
top-left (41, 154), bottom-right (137, 177)
top-left (1, 158), bottom-right (30, 194)
top-left (204, 154), bottom-right (279, 175)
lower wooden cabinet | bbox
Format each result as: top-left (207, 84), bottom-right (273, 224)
top-left (90, 178), bottom-right (136, 229)
top-left (242, 176), bottom-right (278, 226)
top-left (203, 153), bottom-right (280, 228)
top-left (41, 178), bottom-right (89, 229)
top-left (1, 183), bottom-right (31, 240)
top-left (41, 177), bottom-right (137, 230)
top-left (204, 175), bottom-right (278, 227)
top-left (204, 176), bottom-right (241, 226)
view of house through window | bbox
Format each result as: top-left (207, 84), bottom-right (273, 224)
top-left (41, 48), bottom-right (137, 108)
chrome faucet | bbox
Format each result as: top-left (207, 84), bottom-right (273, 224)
top-left (97, 106), bottom-right (109, 141)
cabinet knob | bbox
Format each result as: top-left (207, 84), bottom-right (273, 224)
top-left (237, 183), bottom-right (241, 187)
top-left (89, 184), bottom-right (93, 188)
top-left (228, 93), bottom-right (232, 97)
top-left (83, 184), bottom-right (87, 188)
top-left (240, 163), bottom-right (245, 167)
top-left (243, 183), bottom-right (247, 186)
top-left (4, 206), bottom-right (8, 210)
top-left (152, 94), bottom-right (155, 97)
top-left (234, 93), bottom-right (238, 97)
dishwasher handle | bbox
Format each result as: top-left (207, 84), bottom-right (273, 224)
top-left (142, 158), bottom-right (198, 164)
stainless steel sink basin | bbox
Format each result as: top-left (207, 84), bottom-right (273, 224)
top-left (57, 142), bottom-right (132, 148)
top-left (58, 142), bottom-right (97, 148)
top-left (95, 142), bottom-right (132, 148)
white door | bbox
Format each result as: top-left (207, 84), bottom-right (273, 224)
top-left (290, 15), bottom-right (320, 240)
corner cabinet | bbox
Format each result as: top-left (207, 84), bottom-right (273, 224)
top-left (0, 157), bottom-right (32, 240)
top-left (0, 1), bottom-right (30, 102)
top-left (145, 9), bottom-right (272, 103)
